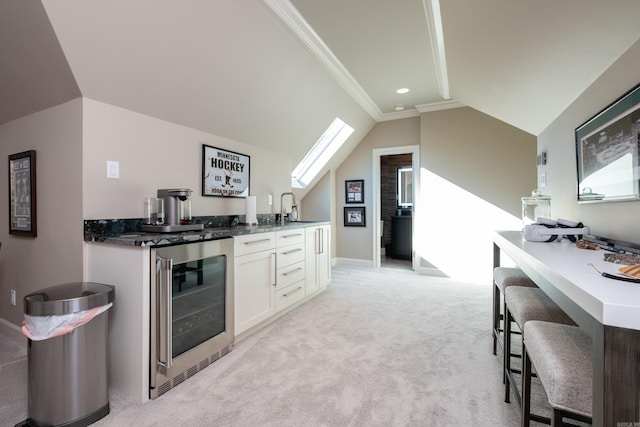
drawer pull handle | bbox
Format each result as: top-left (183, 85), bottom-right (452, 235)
top-left (282, 233), bottom-right (303, 238)
top-left (244, 238), bottom-right (271, 245)
top-left (283, 286), bottom-right (303, 297)
top-left (283, 267), bottom-right (303, 276)
top-left (282, 248), bottom-right (303, 255)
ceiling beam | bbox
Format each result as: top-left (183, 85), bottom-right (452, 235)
top-left (263, 0), bottom-right (383, 120)
top-left (422, 0), bottom-right (450, 100)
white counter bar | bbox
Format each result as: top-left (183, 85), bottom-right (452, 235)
top-left (494, 230), bottom-right (640, 427)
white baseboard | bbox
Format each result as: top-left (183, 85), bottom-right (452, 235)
top-left (335, 257), bottom-right (374, 267)
top-left (333, 258), bottom-right (447, 276)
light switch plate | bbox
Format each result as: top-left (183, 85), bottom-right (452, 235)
top-left (268, 194), bottom-right (273, 205)
top-left (107, 160), bottom-right (120, 179)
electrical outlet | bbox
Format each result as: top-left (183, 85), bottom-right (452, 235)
top-left (10, 290), bottom-right (16, 306)
top-left (268, 195), bottom-right (273, 206)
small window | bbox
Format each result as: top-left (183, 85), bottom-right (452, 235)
top-left (292, 118), bottom-right (354, 188)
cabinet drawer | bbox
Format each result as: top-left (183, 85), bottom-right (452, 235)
top-left (276, 261), bottom-right (305, 289)
top-left (276, 281), bottom-right (305, 311)
top-left (234, 232), bottom-right (275, 256)
top-left (276, 243), bottom-right (305, 268)
top-left (276, 229), bottom-right (305, 247)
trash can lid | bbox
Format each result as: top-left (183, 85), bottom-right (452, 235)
top-left (24, 282), bottom-right (115, 316)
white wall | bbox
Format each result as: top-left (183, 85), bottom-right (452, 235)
top-left (334, 108), bottom-right (536, 283)
top-left (300, 171), bottom-right (331, 221)
top-left (82, 98), bottom-right (291, 220)
top-left (0, 98), bottom-right (296, 329)
top-left (420, 107), bottom-right (535, 282)
top-left (539, 39), bottom-right (640, 242)
top-left (336, 117), bottom-right (421, 261)
top-left (0, 99), bottom-right (84, 327)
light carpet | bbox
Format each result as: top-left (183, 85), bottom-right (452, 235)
top-left (3, 265), bottom-right (554, 426)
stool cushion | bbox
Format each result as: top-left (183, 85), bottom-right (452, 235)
top-left (494, 267), bottom-right (537, 292)
top-left (524, 321), bottom-right (592, 417)
top-left (505, 287), bottom-right (575, 329)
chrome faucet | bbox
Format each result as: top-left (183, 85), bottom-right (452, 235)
top-left (280, 192), bottom-right (296, 225)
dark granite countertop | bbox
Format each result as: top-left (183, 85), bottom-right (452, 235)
top-left (84, 220), bottom-right (330, 247)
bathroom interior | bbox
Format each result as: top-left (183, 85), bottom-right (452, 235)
top-left (380, 153), bottom-right (413, 269)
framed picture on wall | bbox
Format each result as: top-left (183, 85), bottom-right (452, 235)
top-left (344, 206), bottom-right (366, 227)
top-left (345, 179), bottom-right (364, 203)
top-left (202, 144), bottom-right (250, 197)
top-left (8, 150), bottom-right (37, 237)
top-left (575, 82), bottom-right (640, 202)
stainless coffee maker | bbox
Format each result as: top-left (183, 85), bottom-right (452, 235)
top-left (141, 188), bottom-right (204, 233)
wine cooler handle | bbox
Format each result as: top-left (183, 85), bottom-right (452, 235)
top-left (158, 257), bottom-right (173, 370)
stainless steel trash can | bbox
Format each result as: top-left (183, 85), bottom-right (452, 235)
top-left (22, 282), bottom-right (115, 427)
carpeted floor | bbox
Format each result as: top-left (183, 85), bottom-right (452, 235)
top-left (2, 265), bottom-right (557, 426)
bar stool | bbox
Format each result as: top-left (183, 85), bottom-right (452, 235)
top-left (493, 267), bottom-right (537, 355)
top-left (503, 286), bottom-right (575, 406)
top-left (522, 320), bottom-right (592, 426)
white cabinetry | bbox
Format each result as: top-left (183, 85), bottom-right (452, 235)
top-left (86, 243), bottom-right (151, 403)
top-left (306, 225), bottom-right (331, 295)
top-left (233, 232), bottom-right (276, 335)
top-left (275, 229), bottom-right (306, 311)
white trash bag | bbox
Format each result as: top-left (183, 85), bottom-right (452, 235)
top-left (22, 302), bottom-right (113, 341)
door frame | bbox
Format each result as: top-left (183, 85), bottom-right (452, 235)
top-left (372, 145), bottom-right (420, 269)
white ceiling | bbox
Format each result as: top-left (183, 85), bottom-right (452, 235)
top-left (2, 0), bottom-right (640, 175)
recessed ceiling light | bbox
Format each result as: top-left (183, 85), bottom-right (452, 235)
top-left (394, 104), bottom-right (405, 111)
top-left (396, 88), bottom-right (410, 94)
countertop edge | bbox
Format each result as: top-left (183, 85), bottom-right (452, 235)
top-left (85, 221), bottom-right (331, 247)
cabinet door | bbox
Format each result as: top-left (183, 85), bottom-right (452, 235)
top-left (391, 216), bottom-right (412, 260)
top-left (305, 227), bottom-right (319, 295)
top-left (234, 250), bottom-right (276, 335)
top-left (305, 225), bottom-right (331, 294)
top-left (317, 225), bottom-right (331, 289)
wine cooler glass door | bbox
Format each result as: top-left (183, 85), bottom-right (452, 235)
top-left (170, 255), bottom-right (226, 358)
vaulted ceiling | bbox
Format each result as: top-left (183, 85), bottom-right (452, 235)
top-left (2, 0), bottom-right (640, 175)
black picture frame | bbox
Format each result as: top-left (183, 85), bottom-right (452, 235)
top-left (345, 179), bottom-right (364, 204)
top-left (202, 144), bottom-right (250, 198)
top-left (575, 83), bottom-right (640, 202)
top-left (8, 150), bottom-right (37, 237)
top-left (344, 206), bottom-right (366, 227)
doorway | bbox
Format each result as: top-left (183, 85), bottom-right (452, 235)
top-left (372, 146), bottom-right (419, 270)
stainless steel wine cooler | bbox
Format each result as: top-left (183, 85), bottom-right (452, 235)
top-left (150, 238), bottom-right (234, 399)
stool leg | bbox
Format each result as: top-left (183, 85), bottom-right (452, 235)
top-left (502, 300), bottom-right (508, 384)
top-left (504, 308), bottom-right (512, 403)
top-left (493, 282), bottom-right (501, 355)
top-left (521, 342), bottom-right (531, 427)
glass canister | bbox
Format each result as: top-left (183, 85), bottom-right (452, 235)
top-left (144, 197), bottom-right (164, 225)
top-left (179, 199), bottom-right (192, 225)
top-left (521, 191), bottom-right (551, 226)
